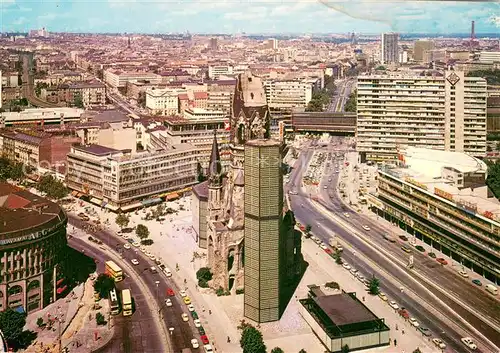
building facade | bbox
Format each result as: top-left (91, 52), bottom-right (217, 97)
top-left (208, 66), bottom-right (234, 79)
top-left (381, 33), bottom-right (399, 64)
top-left (264, 80), bottom-right (313, 112)
top-left (0, 108), bottom-right (84, 128)
top-left (356, 71), bottom-right (487, 161)
top-left (66, 144), bottom-right (200, 211)
top-left (0, 184), bottom-right (68, 313)
top-left (103, 70), bottom-right (161, 89)
top-left (413, 40), bottom-right (435, 62)
top-left (368, 147), bottom-right (499, 284)
top-left (145, 88), bottom-right (184, 115)
top-left (243, 139), bottom-right (283, 323)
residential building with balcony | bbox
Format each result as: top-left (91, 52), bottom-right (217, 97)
top-left (264, 80), bottom-right (313, 112)
top-left (184, 108), bottom-right (226, 121)
top-left (66, 143), bottom-right (201, 211)
top-left (207, 91), bottom-right (232, 115)
top-left (179, 91), bottom-right (208, 114)
top-left (368, 147), bottom-right (499, 284)
top-left (356, 71), bottom-right (487, 161)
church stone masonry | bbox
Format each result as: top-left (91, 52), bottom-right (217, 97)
top-left (206, 72), bottom-right (271, 293)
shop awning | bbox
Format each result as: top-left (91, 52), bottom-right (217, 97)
top-left (142, 198), bottom-right (162, 206)
top-left (121, 202), bottom-right (143, 211)
top-left (90, 197), bottom-right (101, 205)
top-left (56, 285), bottom-right (67, 295)
top-left (106, 204), bottom-right (119, 211)
top-left (166, 193), bottom-right (180, 201)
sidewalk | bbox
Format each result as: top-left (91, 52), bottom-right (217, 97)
top-left (24, 278), bottom-right (114, 353)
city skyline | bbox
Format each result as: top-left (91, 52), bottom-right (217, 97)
top-left (1, 0), bottom-right (499, 34)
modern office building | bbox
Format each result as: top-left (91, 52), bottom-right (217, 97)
top-left (380, 33), bottom-right (399, 64)
top-left (0, 108), bottom-right (84, 128)
top-left (367, 146), bottom-right (499, 284)
top-left (478, 52), bottom-right (500, 64)
top-left (66, 143), bottom-right (200, 211)
top-left (299, 285), bottom-right (390, 353)
top-left (103, 70), bottom-right (161, 89)
top-left (413, 40), bottom-right (435, 62)
top-left (264, 80), bottom-right (313, 112)
top-left (208, 65), bottom-right (234, 79)
top-left (0, 183), bottom-right (68, 313)
top-left (356, 71), bottom-right (487, 161)
top-left (244, 138), bottom-right (284, 323)
top-left (145, 87), bottom-right (185, 115)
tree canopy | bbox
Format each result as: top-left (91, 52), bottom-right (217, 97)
top-left (271, 348), bottom-right (285, 353)
top-left (135, 224), bottom-right (150, 239)
top-left (466, 69), bottom-right (500, 85)
top-left (0, 157), bottom-right (27, 181)
top-left (368, 275), bottom-right (380, 295)
top-left (486, 159), bottom-right (500, 199)
top-left (0, 308), bottom-right (37, 349)
top-left (115, 213), bottom-right (130, 229)
top-left (93, 273), bottom-right (115, 299)
top-left (344, 90), bottom-right (357, 113)
top-left (239, 321), bottom-right (267, 353)
top-left (37, 174), bottom-right (69, 199)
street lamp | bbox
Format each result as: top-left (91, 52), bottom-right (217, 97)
top-left (155, 280), bottom-right (160, 312)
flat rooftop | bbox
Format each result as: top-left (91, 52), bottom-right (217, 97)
top-left (314, 293), bottom-right (378, 326)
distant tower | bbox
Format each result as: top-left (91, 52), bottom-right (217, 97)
top-left (381, 32), bottom-right (399, 64)
top-left (127, 37), bottom-right (131, 49)
top-left (471, 20), bottom-right (475, 41)
top-left (210, 37), bottom-right (218, 50)
top-left (207, 130), bottom-right (224, 222)
top-left (243, 139), bottom-right (284, 323)
top-left (351, 32), bottom-right (357, 45)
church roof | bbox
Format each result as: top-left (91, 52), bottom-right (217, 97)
top-left (208, 130), bottom-right (222, 181)
top-left (234, 169), bottom-right (244, 186)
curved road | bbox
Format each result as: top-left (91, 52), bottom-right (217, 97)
top-left (287, 146), bottom-right (499, 353)
top-left (68, 215), bottom-right (201, 352)
top-left (68, 235), bottom-right (164, 353)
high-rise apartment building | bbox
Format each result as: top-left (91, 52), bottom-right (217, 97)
top-left (244, 139), bottom-right (283, 323)
top-left (413, 40), bottom-right (435, 62)
top-left (264, 80), bottom-right (313, 111)
top-left (356, 71), bottom-right (487, 161)
top-left (381, 33), bottom-right (399, 64)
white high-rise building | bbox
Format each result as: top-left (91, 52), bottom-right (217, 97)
top-left (381, 32), bottom-right (399, 64)
top-left (356, 71), bottom-right (487, 161)
top-left (264, 80), bottom-right (313, 111)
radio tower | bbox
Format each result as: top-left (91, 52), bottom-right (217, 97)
top-left (470, 20), bottom-right (476, 50)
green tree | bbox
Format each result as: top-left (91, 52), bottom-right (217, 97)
top-left (305, 99), bottom-right (323, 112)
top-left (115, 213), bottom-right (130, 229)
top-left (37, 174), bottom-right (69, 199)
top-left (36, 317), bottom-right (44, 328)
top-left (95, 312), bottom-right (106, 326)
top-left (298, 350), bottom-right (307, 353)
top-left (368, 275), bottom-right (380, 295)
top-left (74, 93), bottom-right (84, 108)
top-left (341, 344), bottom-right (350, 353)
top-left (135, 224), bottom-right (150, 239)
top-left (271, 348), bottom-right (285, 353)
top-left (196, 267), bottom-right (213, 287)
top-left (413, 349), bottom-right (422, 353)
top-left (0, 308), bottom-right (26, 344)
top-left (239, 322), bottom-right (266, 353)
top-left (486, 159), bottom-right (500, 199)
top-left (93, 273), bottom-right (115, 299)
top-left (345, 90), bottom-right (357, 113)
top-left (334, 251), bottom-right (343, 265)
top-left (141, 239), bottom-right (154, 245)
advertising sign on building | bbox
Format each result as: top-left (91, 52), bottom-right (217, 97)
top-left (434, 187), bottom-right (454, 201)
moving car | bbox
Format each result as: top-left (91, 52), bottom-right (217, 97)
top-left (458, 270), bottom-right (469, 278)
top-left (472, 279), bottom-right (482, 286)
top-left (131, 259), bottom-right (139, 265)
top-left (460, 337), bottom-right (477, 350)
top-left (181, 313), bottom-right (189, 322)
top-left (399, 235), bottom-right (409, 241)
top-left (342, 263), bottom-right (351, 270)
top-left (165, 299), bottom-right (172, 307)
top-left (362, 225), bottom-right (370, 231)
top-left (401, 245), bottom-right (412, 253)
top-left (432, 338), bottom-right (446, 349)
top-left (343, 212), bottom-right (350, 218)
top-left (166, 288), bottom-right (175, 296)
top-left (436, 258), bottom-right (448, 265)
top-left (415, 245), bottom-right (425, 252)
top-left (191, 339), bottom-right (199, 349)
top-left (132, 241), bottom-right (140, 247)
top-left (123, 243), bottom-right (131, 249)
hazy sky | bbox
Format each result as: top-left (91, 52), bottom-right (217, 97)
top-left (1, 0), bottom-right (499, 34)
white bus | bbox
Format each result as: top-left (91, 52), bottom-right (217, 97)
top-left (105, 260), bottom-right (123, 282)
top-left (109, 288), bottom-right (120, 315)
top-left (122, 289), bottom-right (133, 316)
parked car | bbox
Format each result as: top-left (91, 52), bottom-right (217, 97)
top-left (458, 270), bottom-right (469, 278)
top-left (194, 319), bottom-right (202, 328)
top-left (399, 235), bottom-right (409, 241)
top-left (181, 313), bottom-right (189, 322)
top-left (418, 327), bottom-right (432, 337)
top-left (131, 259), bottom-right (139, 265)
top-left (432, 338), bottom-right (446, 349)
top-left (415, 245), bottom-right (425, 252)
top-left (378, 292), bottom-right (388, 301)
top-left (389, 301), bottom-right (399, 310)
top-left (191, 339), bottom-right (199, 349)
top-left (398, 308), bottom-right (410, 319)
top-left (409, 318), bottom-right (420, 327)
top-left (183, 297), bottom-right (191, 305)
top-left (428, 252), bottom-right (436, 258)
top-left (401, 245), bottom-right (412, 253)
top-left (200, 335), bottom-right (209, 344)
top-left (472, 279), bottom-right (482, 286)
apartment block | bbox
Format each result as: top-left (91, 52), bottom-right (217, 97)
top-left (0, 108), bottom-right (84, 128)
top-left (264, 80), bottom-right (313, 112)
top-left (184, 108), bottom-right (225, 121)
top-left (478, 52), bottom-right (500, 64)
top-left (42, 81), bottom-right (106, 107)
top-left (179, 91), bottom-right (208, 114)
top-left (207, 91), bottom-right (232, 115)
top-left (356, 71), bottom-right (487, 161)
top-left (66, 144), bottom-right (200, 211)
top-left (208, 65), bottom-right (234, 79)
top-left (381, 33), bottom-right (399, 64)
top-left (368, 147), bottom-right (499, 284)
